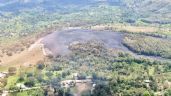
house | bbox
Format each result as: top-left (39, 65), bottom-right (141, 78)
top-left (61, 80), bottom-right (76, 88)
top-left (0, 72), bottom-right (8, 78)
top-left (86, 76), bottom-right (93, 80)
top-left (144, 80), bottom-right (151, 88)
top-left (73, 73), bottom-right (79, 80)
top-left (144, 80), bottom-right (151, 83)
top-left (16, 83), bottom-right (27, 89)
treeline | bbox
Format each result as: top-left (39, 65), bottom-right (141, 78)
top-left (123, 34), bottom-right (171, 59)
top-left (141, 19), bottom-right (171, 24)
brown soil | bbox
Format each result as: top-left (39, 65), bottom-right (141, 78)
top-left (75, 83), bottom-right (91, 96)
top-left (0, 44), bottom-right (45, 71)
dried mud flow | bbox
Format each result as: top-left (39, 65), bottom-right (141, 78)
top-left (41, 29), bottom-right (126, 56)
top-left (41, 29), bottom-right (170, 62)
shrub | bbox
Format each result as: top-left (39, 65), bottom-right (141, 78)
top-left (24, 77), bottom-right (35, 87)
top-left (37, 64), bottom-right (45, 70)
top-left (8, 67), bottom-right (17, 75)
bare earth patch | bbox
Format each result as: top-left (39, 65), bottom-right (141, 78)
top-left (0, 41), bottom-right (45, 71)
top-left (75, 83), bottom-right (91, 96)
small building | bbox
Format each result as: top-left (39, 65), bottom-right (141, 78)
top-left (86, 76), bottom-right (93, 80)
top-left (92, 84), bottom-right (96, 88)
top-left (144, 80), bottom-right (151, 83)
top-left (61, 80), bottom-right (76, 88)
top-left (144, 80), bottom-right (151, 88)
top-left (73, 73), bottom-right (79, 80)
top-left (0, 72), bottom-right (8, 78)
top-left (91, 83), bottom-right (96, 94)
top-left (16, 83), bottom-right (27, 89)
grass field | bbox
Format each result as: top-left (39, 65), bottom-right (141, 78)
top-left (89, 23), bottom-right (171, 36)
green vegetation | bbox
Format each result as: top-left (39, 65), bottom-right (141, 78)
top-left (123, 34), bottom-right (171, 59)
top-left (2, 40), bottom-right (170, 96)
top-left (5, 75), bottom-right (18, 90)
top-left (9, 89), bottom-right (44, 96)
top-left (0, 0), bottom-right (171, 96)
top-left (0, 0), bottom-right (171, 60)
top-left (0, 0), bottom-right (171, 44)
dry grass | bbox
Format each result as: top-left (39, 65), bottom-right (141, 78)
top-left (0, 31), bottom-right (49, 71)
top-left (90, 24), bottom-right (171, 34)
top-left (0, 44), bottom-right (45, 71)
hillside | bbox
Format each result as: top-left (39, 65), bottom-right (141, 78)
top-left (0, 0), bottom-right (171, 96)
top-left (123, 0), bottom-right (171, 24)
top-left (0, 0), bottom-right (170, 44)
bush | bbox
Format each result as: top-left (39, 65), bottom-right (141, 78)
top-left (26, 72), bottom-right (33, 77)
top-left (6, 51), bottom-right (12, 56)
top-left (8, 67), bottom-right (17, 75)
top-left (24, 77), bottom-right (35, 87)
top-left (92, 84), bottom-right (111, 96)
top-left (81, 90), bottom-right (91, 96)
top-left (45, 72), bottom-right (53, 78)
top-left (165, 89), bottom-right (171, 96)
top-left (18, 76), bottom-right (24, 82)
top-left (37, 64), bottom-right (45, 70)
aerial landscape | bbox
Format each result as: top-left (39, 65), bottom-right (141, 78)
top-left (0, 0), bottom-right (171, 96)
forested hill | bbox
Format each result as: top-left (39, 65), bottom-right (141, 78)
top-left (0, 1), bottom-right (171, 95)
top-left (0, 0), bottom-right (170, 43)
top-left (123, 0), bottom-right (171, 24)
top-left (0, 0), bottom-right (121, 12)
top-left (0, 0), bottom-right (170, 23)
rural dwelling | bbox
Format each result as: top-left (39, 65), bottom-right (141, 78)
top-left (86, 76), bottom-right (93, 81)
top-left (61, 80), bottom-right (75, 88)
top-left (0, 72), bottom-right (8, 78)
top-left (144, 80), bottom-right (151, 88)
top-left (73, 73), bottom-right (79, 80)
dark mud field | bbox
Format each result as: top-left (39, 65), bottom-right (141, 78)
top-left (41, 29), bottom-right (127, 55)
top-left (41, 29), bottom-right (170, 62)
